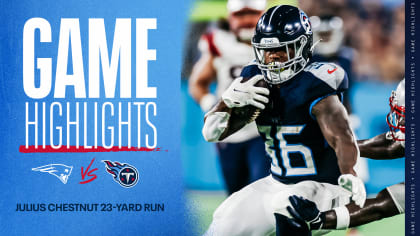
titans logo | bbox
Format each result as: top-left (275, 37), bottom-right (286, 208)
top-left (102, 160), bottom-right (139, 188)
top-left (299, 10), bottom-right (312, 34)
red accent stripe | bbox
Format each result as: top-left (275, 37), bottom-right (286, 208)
top-left (19, 145), bottom-right (162, 153)
top-left (203, 33), bottom-right (221, 57)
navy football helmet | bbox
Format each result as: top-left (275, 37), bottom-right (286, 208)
top-left (252, 5), bottom-right (313, 84)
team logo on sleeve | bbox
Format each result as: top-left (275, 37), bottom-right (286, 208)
top-left (300, 10), bottom-right (312, 34)
top-left (102, 160), bottom-right (139, 188)
top-left (32, 164), bottom-right (73, 184)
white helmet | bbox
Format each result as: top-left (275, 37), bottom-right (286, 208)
top-left (227, 0), bottom-right (267, 42)
top-left (310, 15), bottom-right (344, 56)
top-left (227, 0), bottom-right (266, 13)
top-left (386, 79), bottom-right (405, 141)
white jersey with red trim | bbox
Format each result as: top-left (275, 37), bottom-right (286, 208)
top-left (198, 28), bottom-right (259, 143)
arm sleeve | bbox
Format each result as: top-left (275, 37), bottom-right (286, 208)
top-left (202, 111), bottom-right (231, 142)
top-left (239, 62), bottom-right (261, 78)
top-left (305, 63), bottom-right (349, 118)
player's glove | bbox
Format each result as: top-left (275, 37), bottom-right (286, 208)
top-left (338, 174), bottom-right (366, 208)
top-left (222, 75), bottom-right (269, 110)
top-left (286, 195), bottom-right (325, 231)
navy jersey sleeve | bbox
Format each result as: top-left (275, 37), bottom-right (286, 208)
top-left (302, 62), bottom-right (349, 118)
top-left (239, 62), bottom-right (262, 79)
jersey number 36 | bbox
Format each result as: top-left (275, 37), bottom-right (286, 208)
top-left (259, 125), bottom-right (317, 176)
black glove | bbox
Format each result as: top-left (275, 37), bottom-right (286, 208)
top-left (286, 195), bottom-right (326, 231)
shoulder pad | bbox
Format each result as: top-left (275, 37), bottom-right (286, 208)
top-left (245, 60), bottom-right (257, 66)
top-left (304, 62), bottom-right (347, 90)
top-left (240, 62), bottom-right (261, 79)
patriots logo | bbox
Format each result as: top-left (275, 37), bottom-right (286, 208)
top-left (102, 160), bottom-right (139, 188)
top-left (32, 164), bottom-right (73, 184)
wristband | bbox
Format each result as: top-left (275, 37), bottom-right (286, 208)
top-left (334, 206), bottom-right (350, 230)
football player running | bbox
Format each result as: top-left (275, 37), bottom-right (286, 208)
top-left (189, 0), bottom-right (270, 195)
top-left (286, 79), bottom-right (405, 233)
top-left (203, 5), bottom-right (366, 236)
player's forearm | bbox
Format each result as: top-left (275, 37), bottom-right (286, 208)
top-left (329, 138), bottom-right (358, 175)
top-left (321, 188), bottom-right (400, 229)
top-left (324, 106), bottom-right (359, 175)
top-left (204, 100), bottom-right (232, 125)
top-left (323, 133), bottom-right (358, 175)
top-left (313, 96), bottom-right (358, 175)
top-left (323, 210), bottom-right (338, 229)
top-left (202, 100), bottom-right (247, 142)
top-left (188, 78), bottom-right (212, 102)
top-left (203, 75), bottom-right (269, 142)
top-left (202, 100), bottom-right (231, 142)
top-left (188, 53), bottom-right (216, 103)
top-left (334, 136), bottom-right (358, 175)
top-left (357, 133), bottom-right (404, 159)
top-left (189, 79), bottom-right (218, 112)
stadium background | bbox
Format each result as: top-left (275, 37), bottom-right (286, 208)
top-left (181, 0), bottom-right (405, 235)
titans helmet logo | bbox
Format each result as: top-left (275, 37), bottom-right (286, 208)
top-left (300, 10), bottom-right (312, 34)
top-left (102, 160), bottom-right (139, 188)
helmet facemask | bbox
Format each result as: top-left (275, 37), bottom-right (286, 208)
top-left (386, 90), bottom-right (405, 141)
top-left (252, 35), bottom-right (309, 84)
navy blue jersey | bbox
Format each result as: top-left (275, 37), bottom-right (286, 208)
top-left (312, 47), bottom-right (354, 110)
top-left (240, 61), bottom-right (348, 185)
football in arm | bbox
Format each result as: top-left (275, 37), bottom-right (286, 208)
top-left (232, 76), bottom-right (269, 123)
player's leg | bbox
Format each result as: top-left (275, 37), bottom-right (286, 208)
top-left (206, 176), bottom-right (282, 236)
top-left (216, 142), bottom-right (248, 194)
top-left (245, 136), bottom-right (271, 182)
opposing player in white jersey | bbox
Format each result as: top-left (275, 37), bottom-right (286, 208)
top-left (286, 79), bottom-right (405, 232)
top-left (189, 0), bottom-right (270, 194)
top-left (202, 5), bottom-right (366, 235)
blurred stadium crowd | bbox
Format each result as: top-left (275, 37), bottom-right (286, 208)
top-left (300, 0), bottom-right (404, 82)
